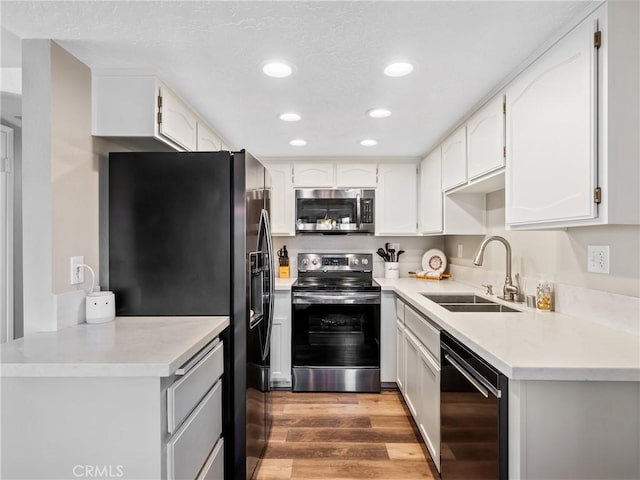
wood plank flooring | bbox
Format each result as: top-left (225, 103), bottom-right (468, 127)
top-left (254, 390), bottom-right (439, 480)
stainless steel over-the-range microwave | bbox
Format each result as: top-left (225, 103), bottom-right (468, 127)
top-left (295, 189), bottom-right (375, 234)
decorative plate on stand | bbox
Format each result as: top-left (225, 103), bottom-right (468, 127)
top-left (421, 249), bottom-right (447, 275)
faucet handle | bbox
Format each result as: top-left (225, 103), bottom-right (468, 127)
top-left (482, 284), bottom-right (493, 295)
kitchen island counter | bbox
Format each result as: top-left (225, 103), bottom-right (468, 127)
top-left (377, 277), bottom-right (640, 381)
top-left (0, 316), bottom-right (229, 377)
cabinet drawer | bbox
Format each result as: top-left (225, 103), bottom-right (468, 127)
top-left (168, 380), bottom-right (222, 480)
top-left (395, 298), bottom-right (405, 323)
top-left (404, 307), bottom-right (440, 361)
top-left (197, 438), bottom-right (224, 480)
top-left (168, 340), bottom-right (223, 434)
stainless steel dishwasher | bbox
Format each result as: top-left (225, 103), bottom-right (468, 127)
top-left (440, 331), bottom-right (508, 480)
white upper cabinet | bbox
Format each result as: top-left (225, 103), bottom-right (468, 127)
top-left (266, 163), bottom-right (295, 236)
top-left (336, 164), bottom-right (377, 188)
top-left (92, 72), bottom-right (226, 152)
top-left (441, 126), bottom-right (467, 191)
top-left (196, 123), bottom-right (222, 151)
top-left (505, 2), bottom-right (639, 228)
top-left (375, 164), bottom-right (418, 236)
top-left (419, 148), bottom-right (443, 234)
top-left (506, 12), bottom-right (597, 227)
top-left (158, 85), bottom-right (198, 151)
top-left (419, 148), bottom-right (485, 235)
top-left (467, 94), bottom-right (505, 181)
top-left (293, 163), bottom-right (335, 188)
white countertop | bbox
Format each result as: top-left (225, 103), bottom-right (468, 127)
top-left (0, 316), bottom-right (229, 378)
top-left (378, 277), bottom-right (640, 382)
top-left (275, 277), bottom-right (297, 290)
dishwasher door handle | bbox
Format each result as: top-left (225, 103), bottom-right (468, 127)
top-left (445, 354), bottom-right (490, 398)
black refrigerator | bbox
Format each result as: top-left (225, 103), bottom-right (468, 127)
top-left (106, 150), bottom-right (273, 480)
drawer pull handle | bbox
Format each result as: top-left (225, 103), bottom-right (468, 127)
top-left (176, 339), bottom-right (220, 376)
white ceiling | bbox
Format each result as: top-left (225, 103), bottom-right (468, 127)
top-left (1, 1), bottom-right (591, 158)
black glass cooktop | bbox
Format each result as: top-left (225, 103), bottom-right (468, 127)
top-left (293, 275), bottom-right (381, 292)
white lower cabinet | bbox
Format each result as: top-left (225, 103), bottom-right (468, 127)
top-left (0, 336), bottom-right (226, 480)
top-left (197, 438), bottom-right (224, 480)
top-left (403, 330), bottom-right (420, 418)
top-left (380, 292), bottom-right (398, 384)
top-left (270, 290), bottom-right (292, 387)
top-left (418, 346), bottom-right (441, 472)
top-left (167, 380), bottom-right (222, 480)
top-left (395, 298), bottom-right (406, 393)
top-left (397, 299), bottom-right (441, 472)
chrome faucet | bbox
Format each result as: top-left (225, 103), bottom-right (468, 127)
top-left (473, 235), bottom-right (522, 302)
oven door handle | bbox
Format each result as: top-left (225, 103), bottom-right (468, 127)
top-left (292, 291), bottom-right (380, 304)
top-left (445, 354), bottom-right (491, 398)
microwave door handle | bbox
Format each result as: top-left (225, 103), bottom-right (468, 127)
top-left (356, 193), bottom-right (361, 229)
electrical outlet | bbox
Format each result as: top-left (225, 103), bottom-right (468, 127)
top-left (457, 244), bottom-right (463, 258)
top-left (587, 246), bottom-right (610, 274)
top-left (70, 256), bottom-right (84, 284)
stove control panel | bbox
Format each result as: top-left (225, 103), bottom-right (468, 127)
top-left (297, 253), bottom-right (373, 272)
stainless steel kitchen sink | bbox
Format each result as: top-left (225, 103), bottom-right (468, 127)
top-left (421, 294), bottom-right (494, 304)
top-left (421, 293), bottom-right (521, 313)
top-left (437, 303), bottom-right (521, 313)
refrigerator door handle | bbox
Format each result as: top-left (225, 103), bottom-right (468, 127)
top-left (260, 209), bottom-right (275, 361)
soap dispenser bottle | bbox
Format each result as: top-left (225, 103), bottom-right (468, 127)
top-left (536, 279), bottom-right (553, 312)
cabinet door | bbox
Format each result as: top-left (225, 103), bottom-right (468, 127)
top-left (196, 123), bottom-right (222, 151)
top-left (403, 330), bottom-right (420, 418)
top-left (441, 126), bottom-right (467, 191)
top-left (270, 291), bottom-right (291, 387)
top-left (418, 346), bottom-right (441, 472)
top-left (376, 164), bottom-right (418, 235)
top-left (267, 163), bottom-right (295, 236)
top-left (395, 320), bottom-right (405, 393)
top-left (293, 163), bottom-right (335, 187)
top-left (467, 94), bottom-right (505, 180)
top-left (419, 148), bottom-right (443, 234)
top-left (336, 163), bottom-right (377, 188)
top-left (506, 16), bottom-right (597, 226)
top-left (380, 292), bottom-right (397, 383)
top-left (158, 86), bottom-right (198, 151)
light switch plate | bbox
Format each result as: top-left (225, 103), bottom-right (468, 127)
top-left (587, 246), bottom-right (609, 274)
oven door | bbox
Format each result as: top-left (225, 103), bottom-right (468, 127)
top-left (291, 290), bottom-right (380, 391)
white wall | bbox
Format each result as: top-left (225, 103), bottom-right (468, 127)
top-left (50, 42), bottom-right (99, 294)
top-left (21, 41), bottom-right (130, 334)
top-left (22, 39), bottom-right (56, 333)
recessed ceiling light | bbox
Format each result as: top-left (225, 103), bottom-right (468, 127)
top-left (279, 112), bottom-right (301, 122)
top-left (263, 61), bottom-right (293, 78)
top-left (384, 62), bottom-right (414, 77)
top-left (368, 108), bottom-right (392, 118)
top-left (290, 139), bottom-right (307, 146)
top-left (360, 139), bottom-right (378, 147)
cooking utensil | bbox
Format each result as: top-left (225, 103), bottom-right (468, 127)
top-left (388, 248), bottom-right (396, 262)
top-left (376, 248), bottom-right (390, 262)
top-left (396, 250), bottom-right (405, 261)
top-left (385, 243), bottom-right (390, 256)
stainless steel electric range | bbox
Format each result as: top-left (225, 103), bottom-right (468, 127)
top-left (291, 253), bottom-right (381, 392)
